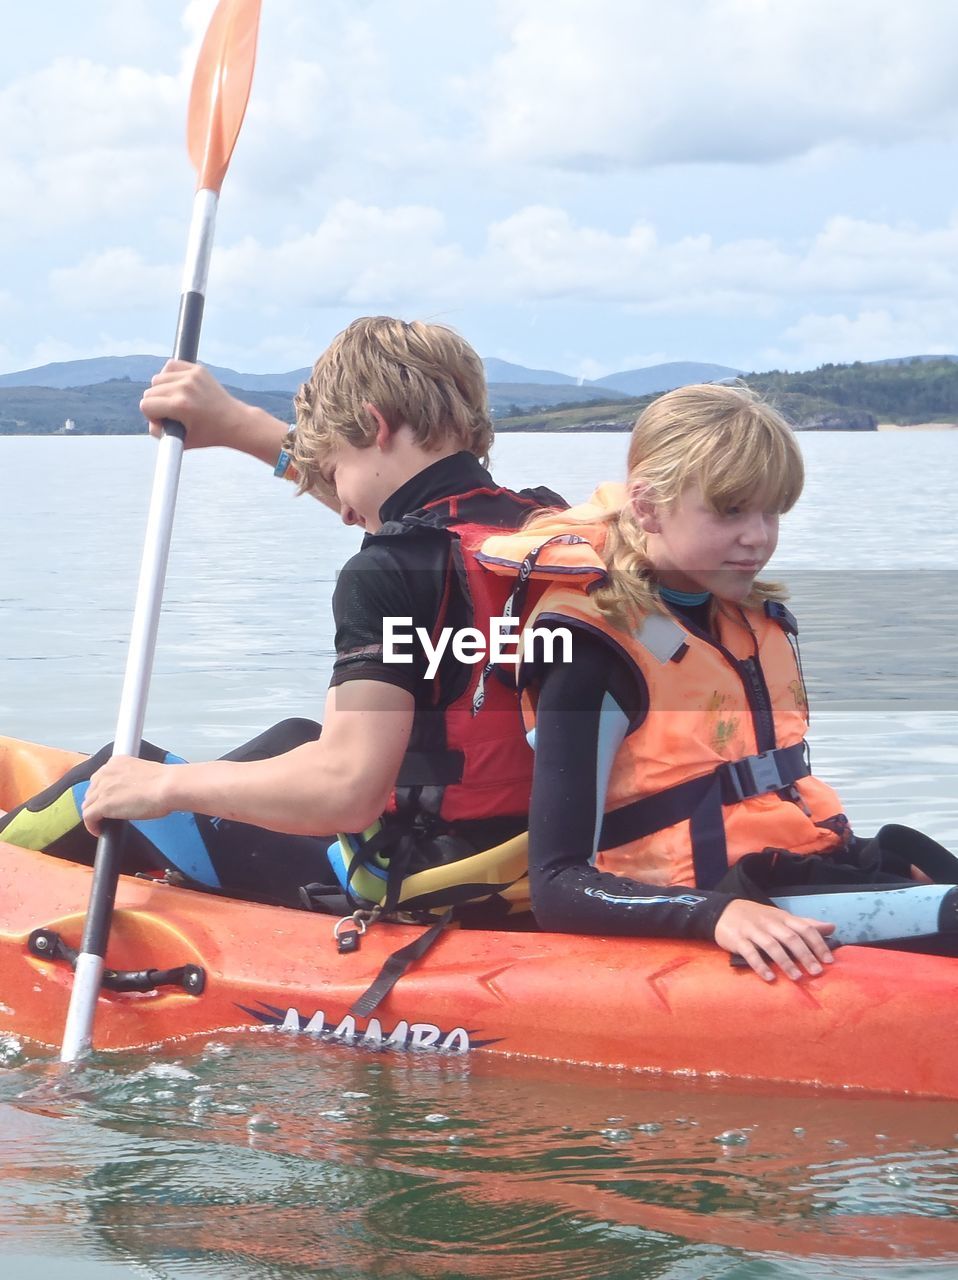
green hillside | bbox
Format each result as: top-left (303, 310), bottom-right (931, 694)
top-left (496, 358), bottom-right (958, 432)
top-left (0, 379), bottom-right (295, 436)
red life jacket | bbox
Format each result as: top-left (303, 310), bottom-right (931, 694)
top-left (387, 485), bottom-right (559, 827)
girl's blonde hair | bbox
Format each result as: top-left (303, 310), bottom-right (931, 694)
top-left (290, 316), bottom-right (493, 498)
top-left (532, 382), bottom-right (804, 630)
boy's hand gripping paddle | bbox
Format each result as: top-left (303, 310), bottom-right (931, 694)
top-left (60, 0), bottom-right (262, 1063)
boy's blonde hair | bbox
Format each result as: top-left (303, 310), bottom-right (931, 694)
top-left (532, 382), bottom-right (804, 629)
top-left (291, 316), bottom-right (493, 497)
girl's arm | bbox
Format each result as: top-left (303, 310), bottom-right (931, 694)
top-left (528, 629), bottom-right (734, 940)
top-left (528, 628), bottom-right (835, 979)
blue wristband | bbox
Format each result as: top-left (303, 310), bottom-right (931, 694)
top-left (274, 447), bottom-right (293, 478)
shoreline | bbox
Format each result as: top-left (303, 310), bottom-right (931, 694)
top-left (876, 421), bottom-right (958, 431)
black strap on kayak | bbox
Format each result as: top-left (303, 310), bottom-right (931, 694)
top-left (349, 910), bottom-right (452, 1019)
top-left (28, 928), bottom-right (206, 995)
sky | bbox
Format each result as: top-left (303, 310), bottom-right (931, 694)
top-left (2, 0), bottom-right (958, 381)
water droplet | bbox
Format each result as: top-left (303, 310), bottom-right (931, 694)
top-left (343, 1091), bottom-right (370, 1099)
top-left (0, 1035), bottom-right (25, 1066)
top-left (247, 1114), bottom-right (279, 1132)
top-left (636, 1122), bottom-right (663, 1134)
top-left (424, 1113), bottom-right (448, 1124)
top-left (793, 1127), bottom-right (806, 1137)
top-left (146, 1063), bottom-right (196, 1081)
top-left (714, 1128), bottom-right (749, 1146)
top-left (601, 1128), bottom-right (632, 1143)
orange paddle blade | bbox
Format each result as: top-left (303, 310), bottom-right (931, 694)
top-left (187, 0), bottom-right (262, 193)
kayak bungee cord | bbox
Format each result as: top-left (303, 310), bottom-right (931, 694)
top-left (60, 0), bottom-right (263, 1063)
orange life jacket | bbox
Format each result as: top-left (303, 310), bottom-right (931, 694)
top-left (480, 491), bottom-right (849, 889)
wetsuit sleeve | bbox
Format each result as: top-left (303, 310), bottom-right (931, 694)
top-left (330, 544), bottom-right (437, 693)
top-left (528, 628), bottom-right (735, 940)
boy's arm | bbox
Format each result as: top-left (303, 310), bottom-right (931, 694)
top-left (140, 360), bottom-right (339, 511)
top-left (81, 681), bottom-right (414, 838)
top-left (140, 360), bottom-right (287, 462)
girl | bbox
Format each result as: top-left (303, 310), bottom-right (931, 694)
top-left (480, 384), bottom-right (958, 980)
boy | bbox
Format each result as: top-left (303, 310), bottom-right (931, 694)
top-left (76, 317), bottom-right (564, 911)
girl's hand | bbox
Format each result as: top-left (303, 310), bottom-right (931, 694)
top-left (714, 898), bottom-right (836, 982)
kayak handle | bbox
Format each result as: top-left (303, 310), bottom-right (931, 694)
top-left (29, 929), bottom-right (206, 996)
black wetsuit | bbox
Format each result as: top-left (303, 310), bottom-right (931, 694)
top-left (175, 453), bottom-right (560, 902)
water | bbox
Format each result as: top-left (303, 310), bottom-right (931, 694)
top-left (2, 431), bottom-right (958, 1277)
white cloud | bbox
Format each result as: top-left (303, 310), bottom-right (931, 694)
top-left (0, 58), bottom-right (185, 233)
top-left (209, 200), bottom-right (471, 306)
top-left (760, 304), bottom-right (958, 370)
top-left (51, 203), bottom-right (958, 335)
top-left (17, 335), bottom-right (171, 370)
top-left (6, 1), bottom-right (957, 377)
top-left (569, 351), bottom-right (671, 381)
top-left (483, 207), bottom-right (958, 314)
top-left (481, 0), bottom-right (958, 170)
top-left (50, 250), bottom-right (179, 310)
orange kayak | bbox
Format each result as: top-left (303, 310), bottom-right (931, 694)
top-left (1, 734), bottom-right (956, 1097)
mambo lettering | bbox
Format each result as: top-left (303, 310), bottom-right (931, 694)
top-left (280, 1008), bottom-right (470, 1052)
top-left (383, 616), bottom-right (572, 681)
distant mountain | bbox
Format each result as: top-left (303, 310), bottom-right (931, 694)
top-left (487, 382), bottom-right (629, 413)
top-left (0, 353), bottom-right (582, 394)
top-left (0, 355), bottom-right (310, 394)
top-left (482, 358), bottom-right (577, 386)
top-left (592, 361), bottom-right (743, 396)
top-left (0, 354), bottom-right (739, 399)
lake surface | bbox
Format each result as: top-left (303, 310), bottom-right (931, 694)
top-left (2, 431), bottom-right (958, 1277)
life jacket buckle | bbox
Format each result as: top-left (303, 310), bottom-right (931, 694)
top-left (722, 750), bottom-right (785, 803)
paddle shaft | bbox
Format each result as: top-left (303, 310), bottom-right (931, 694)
top-left (59, 191), bottom-right (219, 1063)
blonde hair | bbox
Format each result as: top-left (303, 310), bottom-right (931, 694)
top-left (290, 316), bottom-right (493, 497)
top-left (532, 383), bottom-right (804, 630)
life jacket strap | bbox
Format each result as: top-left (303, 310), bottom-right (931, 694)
top-left (597, 741), bottom-right (811, 889)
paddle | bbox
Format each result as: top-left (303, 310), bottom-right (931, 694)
top-left (60, 0), bottom-right (262, 1063)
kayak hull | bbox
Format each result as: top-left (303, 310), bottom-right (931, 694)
top-left (0, 736), bottom-right (955, 1097)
